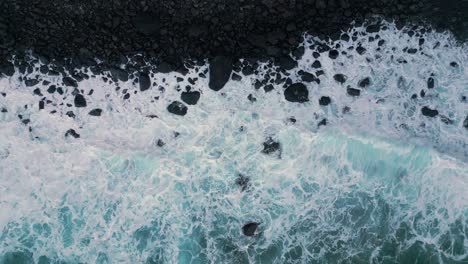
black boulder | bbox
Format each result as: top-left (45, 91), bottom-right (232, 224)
top-left (181, 91), bottom-right (201, 105)
top-left (421, 106), bottom-right (438, 117)
top-left (167, 101), bottom-right (188, 116)
top-left (139, 73), bottom-right (151, 91)
top-left (242, 222), bottom-right (259, 237)
top-left (74, 94), bottom-right (87, 107)
top-left (209, 56), bottom-right (232, 91)
top-left (284, 83), bottom-right (308, 103)
top-left (89, 108), bottom-right (102, 116)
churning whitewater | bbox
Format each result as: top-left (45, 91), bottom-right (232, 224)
top-left (0, 22), bottom-right (467, 263)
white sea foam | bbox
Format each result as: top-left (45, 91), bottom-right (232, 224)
top-left (0, 22), bottom-right (467, 263)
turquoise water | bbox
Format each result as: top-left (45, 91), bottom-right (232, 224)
top-left (0, 22), bottom-right (467, 263)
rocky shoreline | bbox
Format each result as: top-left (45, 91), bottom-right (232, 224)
top-left (1, 0), bottom-right (467, 73)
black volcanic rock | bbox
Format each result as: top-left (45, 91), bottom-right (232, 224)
top-left (181, 91), bottom-right (201, 105)
top-left (0, 0), bottom-right (461, 74)
top-left (262, 137), bottom-right (281, 157)
top-left (0, 62), bottom-right (14, 77)
top-left (89, 108), bottom-right (102, 116)
top-left (319, 96), bottom-right (331, 106)
top-left (209, 56), bottom-right (232, 91)
top-left (65, 129), bottom-right (80, 138)
top-left (284, 83), bottom-right (308, 103)
top-left (333, 74), bottom-right (347, 84)
top-left (139, 73), bottom-right (151, 91)
top-left (63, 77), bottom-right (78, 87)
top-left (242, 222), bottom-right (259, 236)
top-left (74, 94), bottom-right (87, 107)
top-left (347, 87), bottom-right (361, 96)
top-left (421, 106), bottom-right (439, 117)
top-left (167, 101), bottom-right (188, 116)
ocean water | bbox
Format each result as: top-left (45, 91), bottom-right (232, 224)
top-left (0, 22), bottom-right (467, 263)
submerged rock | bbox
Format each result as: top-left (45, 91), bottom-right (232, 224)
top-left (242, 222), bottom-right (259, 236)
top-left (65, 129), bottom-right (80, 138)
top-left (284, 83), bottom-right (308, 103)
top-left (358, 77), bottom-right (371, 88)
top-left (262, 137), bottom-right (281, 157)
top-left (167, 101), bottom-right (188, 116)
top-left (427, 77), bottom-right (434, 89)
top-left (89, 108), bottom-right (102, 116)
top-left (421, 106), bottom-right (439, 117)
top-left (235, 174), bottom-right (250, 192)
top-left (209, 56), bottom-right (232, 91)
top-left (463, 116), bottom-right (468, 130)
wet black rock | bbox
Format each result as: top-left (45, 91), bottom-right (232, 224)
top-left (66, 111), bottom-right (75, 118)
top-left (33, 88), bottom-right (42, 96)
top-left (231, 73), bottom-right (242, 81)
top-left (319, 96), bottom-right (331, 106)
top-left (356, 46), bottom-right (366, 55)
top-left (25, 79), bottom-right (39, 87)
top-left (450, 62), bottom-right (459, 68)
top-left (47, 85), bottom-right (56, 94)
top-left (318, 118), bottom-right (327, 127)
top-left (0, 62), bottom-right (14, 77)
top-left (277, 56), bottom-right (297, 70)
top-left (110, 67), bottom-right (128, 82)
top-left (181, 91), bottom-right (201, 105)
top-left (300, 71), bottom-right (318, 83)
top-left (262, 137), bottom-right (281, 156)
top-left (65, 129), bottom-right (80, 138)
top-left (421, 106), bottom-right (439, 117)
top-left (440, 115), bottom-right (454, 125)
top-left (264, 84), bottom-right (274, 93)
top-left (347, 87), bottom-right (361, 96)
top-left (247, 94), bottom-right (256, 102)
top-left (62, 77), bottom-right (78, 87)
top-left (312, 60), bottom-right (322, 69)
top-left (427, 77), bottom-right (434, 89)
top-left (157, 139), bottom-right (165, 147)
top-left (333, 74), bottom-right (347, 84)
top-left (139, 73), bottom-right (151, 91)
top-left (156, 62), bottom-right (174, 73)
top-left (366, 23), bottom-right (381, 33)
top-left (463, 116), bottom-right (468, 130)
top-left (358, 77), bottom-right (371, 88)
top-left (39, 101), bottom-right (44, 110)
top-left (133, 12), bottom-right (161, 35)
top-left (328, 50), bottom-right (339, 59)
top-left (242, 222), bottom-right (259, 237)
top-left (167, 101), bottom-right (188, 116)
top-left (235, 174), bottom-right (250, 192)
top-left (242, 66), bottom-right (254, 76)
top-left (74, 94), bottom-right (87, 107)
top-left (284, 83), bottom-right (308, 103)
top-left (89, 108), bottom-right (102, 116)
top-left (209, 56), bottom-right (232, 91)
